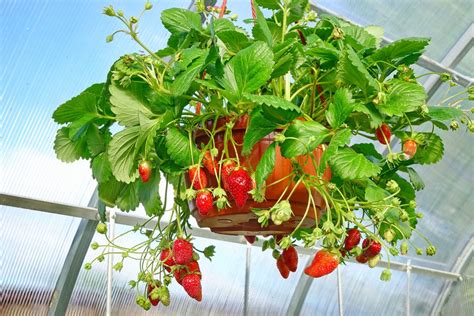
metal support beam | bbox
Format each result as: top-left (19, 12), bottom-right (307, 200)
top-left (425, 23), bottom-right (473, 99)
top-left (0, 193), bottom-right (463, 281)
top-left (47, 191), bottom-right (99, 316)
top-left (310, 2), bottom-right (474, 88)
top-left (286, 257), bottom-right (314, 315)
top-left (406, 260), bottom-right (412, 316)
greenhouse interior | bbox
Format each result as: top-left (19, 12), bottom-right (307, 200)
top-left (1, 0), bottom-right (473, 315)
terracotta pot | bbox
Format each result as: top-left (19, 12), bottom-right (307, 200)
top-left (190, 115), bottom-right (331, 236)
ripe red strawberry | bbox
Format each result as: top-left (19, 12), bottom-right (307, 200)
top-left (173, 239), bottom-right (194, 265)
top-left (282, 246), bottom-right (298, 272)
top-left (226, 168), bottom-right (253, 208)
top-left (138, 160), bottom-right (152, 182)
top-left (221, 160), bottom-right (236, 189)
top-left (181, 274), bottom-right (202, 301)
top-left (174, 260), bottom-right (201, 284)
top-left (356, 254), bottom-right (369, 263)
top-left (159, 248), bottom-right (175, 272)
top-left (188, 166), bottom-right (207, 190)
top-left (276, 256), bottom-right (290, 279)
top-left (340, 249), bottom-right (347, 257)
top-left (375, 124), bottom-right (391, 145)
top-left (196, 190), bottom-right (213, 215)
top-left (244, 235), bottom-right (256, 244)
top-left (403, 139), bottom-right (417, 158)
top-left (344, 228), bottom-right (361, 251)
top-left (202, 151), bottom-right (217, 176)
top-left (304, 250), bottom-right (339, 278)
top-left (362, 238), bottom-right (382, 258)
top-left (147, 282), bottom-right (160, 306)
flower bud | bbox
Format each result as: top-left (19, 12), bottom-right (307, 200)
top-left (409, 200), bottom-right (417, 209)
top-left (274, 133), bottom-right (286, 143)
top-left (416, 212), bottom-right (424, 218)
top-left (391, 197), bottom-right (401, 207)
top-left (380, 269), bottom-right (392, 281)
top-left (84, 262), bottom-right (92, 270)
top-left (386, 180), bottom-right (399, 193)
top-left (399, 210), bottom-right (409, 222)
top-left (103, 5), bottom-right (116, 16)
top-left (389, 247), bottom-right (399, 256)
top-left (440, 73), bottom-right (451, 82)
top-left (130, 16), bottom-right (138, 24)
top-left (106, 34), bottom-right (114, 43)
top-left (400, 241), bottom-right (408, 255)
top-left (144, 1), bottom-right (153, 10)
top-left (426, 245), bottom-right (437, 256)
top-left (117, 9), bottom-right (124, 17)
top-left (91, 242), bottom-right (99, 250)
top-left (416, 248), bottom-right (423, 255)
top-left (97, 254), bottom-right (105, 262)
top-left (96, 222), bottom-right (107, 234)
top-left (230, 14), bottom-right (238, 21)
top-left (129, 280), bottom-right (137, 288)
top-left (450, 120), bottom-right (459, 130)
top-left (113, 262), bottom-right (123, 272)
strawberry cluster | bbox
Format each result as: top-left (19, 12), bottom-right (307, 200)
top-left (187, 151), bottom-right (254, 214)
top-left (275, 246), bottom-right (299, 279)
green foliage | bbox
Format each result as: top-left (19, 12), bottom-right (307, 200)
top-left (281, 120), bottom-right (329, 158)
top-left (330, 148), bottom-right (381, 180)
top-left (325, 88), bottom-right (355, 128)
top-left (161, 8), bottom-right (202, 34)
top-left (242, 108), bottom-right (278, 156)
top-left (378, 79), bottom-right (426, 116)
top-left (414, 133), bottom-right (444, 165)
top-left (255, 142), bottom-right (277, 189)
top-left (165, 127), bottom-right (199, 167)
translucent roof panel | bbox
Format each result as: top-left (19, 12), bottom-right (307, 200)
top-left (0, 0), bottom-right (189, 206)
top-left (313, 0), bottom-right (473, 75)
top-left (1, 205), bottom-right (80, 314)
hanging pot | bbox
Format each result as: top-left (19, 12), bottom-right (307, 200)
top-left (189, 115), bottom-right (332, 236)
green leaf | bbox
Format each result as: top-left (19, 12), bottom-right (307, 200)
top-left (68, 113), bottom-right (97, 141)
top-left (378, 79), bottom-right (426, 116)
top-left (109, 81), bottom-right (154, 127)
top-left (287, 0), bottom-right (308, 24)
top-left (407, 167), bottom-right (425, 191)
top-left (242, 108), bottom-right (278, 156)
top-left (203, 245), bottom-right (216, 260)
top-left (245, 94), bottom-right (301, 125)
top-left (255, 0), bottom-right (280, 9)
top-left (161, 8), bottom-right (202, 34)
top-left (337, 47), bottom-right (378, 94)
top-left (325, 88), bottom-right (355, 128)
top-left (252, 4), bottom-right (273, 46)
top-left (98, 200), bottom-right (107, 222)
top-left (342, 25), bottom-right (377, 50)
top-left (369, 37), bottom-right (430, 70)
top-left (318, 129), bottom-right (352, 174)
top-left (427, 106), bottom-right (464, 121)
top-left (138, 172), bottom-right (164, 217)
top-left (364, 26), bottom-right (384, 48)
top-left (171, 49), bottom-right (208, 95)
top-left (414, 133), bottom-right (444, 165)
top-left (217, 42), bottom-right (274, 103)
top-left (217, 31), bottom-right (251, 54)
top-left (116, 181), bottom-right (140, 212)
top-left (281, 120), bottom-right (329, 158)
top-left (54, 127), bottom-right (88, 162)
top-left (91, 152), bottom-right (112, 183)
top-left (87, 125), bottom-right (109, 156)
top-left (98, 177), bottom-right (126, 207)
top-left (352, 103), bottom-right (383, 129)
top-left (271, 38), bottom-right (298, 77)
top-left (108, 126), bottom-right (142, 183)
top-left (52, 84), bottom-right (101, 124)
top-left (165, 127), bottom-right (199, 167)
top-left (330, 148), bottom-right (381, 180)
top-left (365, 183), bottom-right (390, 202)
top-left (255, 142), bottom-right (276, 189)
top-left (351, 143), bottom-right (383, 160)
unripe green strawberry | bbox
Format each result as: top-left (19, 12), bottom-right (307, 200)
top-left (368, 254), bottom-right (381, 268)
top-left (383, 229), bottom-right (395, 242)
top-left (380, 269), bottom-right (392, 281)
top-left (157, 286), bottom-right (170, 306)
top-left (96, 223), bottom-right (107, 234)
top-left (426, 245), bottom-right (437, 256)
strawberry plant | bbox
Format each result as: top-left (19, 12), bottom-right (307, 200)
top-left (52, 0), bottom-right (473, 309)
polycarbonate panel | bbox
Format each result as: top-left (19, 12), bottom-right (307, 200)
top-left (0, 0), bottom-right (188, 206)
top-left (247, 246), bottom-right (311, 315)
top-left (313, 0), bottom-right (473, 69)
top-left (454, 49), bottom-right (474, 79)
top-left (441, 253), bottom-right (474, 315)
top-left (1, 206), bottom-right (80, 314)
top-left (299, 264), bottom-right (339, 315)
top-left (338, 262), bottom-right (444, 315)
top-left (66, 225), bottom-right (246, 315)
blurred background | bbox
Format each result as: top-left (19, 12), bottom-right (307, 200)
top-left (1, 0), bottom-right (473, 315)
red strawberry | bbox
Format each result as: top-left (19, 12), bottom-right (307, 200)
top-left (340, 249), bottom-right (347, 257)
top-left (147, 282), bottom-right (160, 306)
top-left (276, 256), bottom-right (290, 279)
top-left (244, 236), bottom-right (256, 244)
top-left (282, 246), bottom-right (298, 272)
top-left (203, 151), bottom-right (217, 176)
top-left (221, 160), bottom-right (236, 189)
top-left (344, 228), bottom-right (361, 251)
top-left (196, 190), bottom-right (214, 215)
top-left (174, 260), bottom-right (201, 284)
top-left (159, 248), bottom-right (175, 272)
top-left (226, 168), bottom-right (253, 208)
top-left (181, 274), bottom-right (202, 301)
top-left (403, 139), bottom-right (417, 158)
top-left (138, 160), bottom-right (152, 182)
top-left (375, 124), bottom-right (391, 145)
top-left (189, 166), bottom-right (207, 190)
top-left (173, 239), bottom-right (194, 265)
top-left (356, 254), bottom-right (369, 263)
top-left (362, 238), bottom-right (382, 258)
top-left (304, 250), bottom-right (339, 278)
